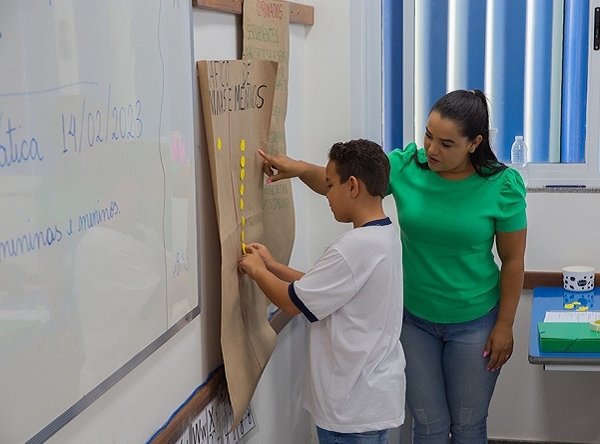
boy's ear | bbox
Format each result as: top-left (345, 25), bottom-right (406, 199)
top-left (348, 176), bottom-right (359, 198)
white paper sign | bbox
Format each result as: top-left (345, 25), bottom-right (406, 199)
top-left (188, 398), bottom-right (256, 444)
top-left (544, 311), bottom-right (600, 323)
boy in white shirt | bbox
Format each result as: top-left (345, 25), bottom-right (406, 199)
top-left (238, 139), bottom-right (405, 444)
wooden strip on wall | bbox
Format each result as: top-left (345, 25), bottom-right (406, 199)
top-left (523, 271), bottom-right (600, 289)
top-left (192, 0), bottom-right (315, 26)
top-left (523, 271), bottom-right (563, 289)
top-left (269, 309), bottom-right (294, 333)
top-left (149, 366), bottom-right (226, 444)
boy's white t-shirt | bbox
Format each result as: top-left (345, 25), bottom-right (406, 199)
top-left (289, 218), bottom-right (405, 433)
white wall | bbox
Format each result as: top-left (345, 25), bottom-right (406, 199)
top-left (488, 192), bottom-right (600, 443)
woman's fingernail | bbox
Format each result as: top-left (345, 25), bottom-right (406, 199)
top-left (259, 150), bottom-right (264, 154)
top-left (483, 351), bottom-right (488, 358)
top-left (266, 178), bottom-right (271, 184)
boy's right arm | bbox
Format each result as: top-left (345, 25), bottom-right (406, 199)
top-left (259, 150), bottom-right (328, 196)
top-left (246, 243), bottom-right (304, 283)
top-left (248, 267), bottom-right (300, 315)
top-left (238, 247), bottom-right (300, 315)
top-left (268, 261), bottom-right (305, 283)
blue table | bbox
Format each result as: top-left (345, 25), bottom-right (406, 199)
top-left (529, 286), bottom-right (600, 369)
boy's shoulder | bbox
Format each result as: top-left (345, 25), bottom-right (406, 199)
top-left (332, 221), bottom-right (399, 254)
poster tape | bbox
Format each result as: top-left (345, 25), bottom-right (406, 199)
top-left (590, 320), bottom-right (600, 332)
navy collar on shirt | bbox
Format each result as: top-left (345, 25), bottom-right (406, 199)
top-left (361, 217), bottom-right (392, 228)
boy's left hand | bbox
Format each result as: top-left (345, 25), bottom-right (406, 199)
top-left (238, 246), bottom-right (267, 278)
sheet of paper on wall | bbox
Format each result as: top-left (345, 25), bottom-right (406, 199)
top-left (197, 59), bottom-right (278, 430)
top-left (242, 0), bottom-right (295, 269)
top-left (174, 397), bottom-right (256, 444)
top-left (544, 311), bottom-right (600, 322)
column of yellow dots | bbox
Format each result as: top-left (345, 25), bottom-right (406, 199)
top-left (239, 139), bottom-right (247, 254)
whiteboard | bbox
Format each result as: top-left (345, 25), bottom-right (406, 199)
top-left (0, 1), bottom-right (199, 442)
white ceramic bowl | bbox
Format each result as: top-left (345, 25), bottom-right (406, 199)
top-left (562, 266), bottom-right (595, 292)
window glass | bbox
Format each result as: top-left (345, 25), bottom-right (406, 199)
top-left (384, 0), bottom-right (600, 186)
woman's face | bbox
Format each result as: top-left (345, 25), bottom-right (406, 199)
top-left (424, 111), bottom-right (482, 180)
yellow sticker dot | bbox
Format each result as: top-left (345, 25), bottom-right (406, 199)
top-left (241, 231), bottom-right (245, 242)
top-left (240, 156), bottom-right (246, 168)
top-left (241, 216), bottom-right (246, 227)
top-left (577, 306), bottom-right (589, 312)
top-left (239, 198), bottom-right (244, 210)
top-left (594, 320), bottom-right (600, 326)
top-left (564, 304), bottom-right (575, 309)
top-left (573, 301), bottom-right (582, 305)
top-left (217, 138), bottom-right (222, 151)
top-left (242, 243), bottom-right (247, 254)
top-left (240, 139), bottom-right (246, 152)
top-left (240, 169), bottom-right (245, 181)
top-left (240, 184), bottom-right (245, 196)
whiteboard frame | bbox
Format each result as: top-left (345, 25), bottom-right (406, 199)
top-left (26, 307), bottom-right (201, 444)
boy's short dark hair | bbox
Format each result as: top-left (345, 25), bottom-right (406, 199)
top-left (328, 139), bottom-right (390, 198)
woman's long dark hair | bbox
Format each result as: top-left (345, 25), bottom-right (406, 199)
top-left (415, 89), bottom-right (507, 177)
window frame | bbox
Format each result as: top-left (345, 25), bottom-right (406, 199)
top-left (388, 0), bottom-right (600, 189)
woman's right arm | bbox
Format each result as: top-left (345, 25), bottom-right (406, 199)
top-left (259, 150), bottom-right (328, 195)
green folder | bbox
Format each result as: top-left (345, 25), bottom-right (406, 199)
top-left (538, 322), bottom-right (600, 353)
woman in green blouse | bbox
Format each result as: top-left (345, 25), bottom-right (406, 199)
top-left (260, 89), bottom-right (527, 443)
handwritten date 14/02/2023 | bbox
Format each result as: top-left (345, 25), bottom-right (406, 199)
top-left (62, 86), bottom-right (143, 154)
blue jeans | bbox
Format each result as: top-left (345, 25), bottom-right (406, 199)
top-left (316, 426), bottom-right (389, 444)
top-left (400, 306), bottom-right (500, 444)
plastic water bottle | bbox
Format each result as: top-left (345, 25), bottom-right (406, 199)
top-left (510, 136), bottom-right (528, 187)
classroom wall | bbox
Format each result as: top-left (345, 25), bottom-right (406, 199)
top-left (488, 192), bottom-right (600, 444)
top-left (44, 2), bottom-right (600, 444)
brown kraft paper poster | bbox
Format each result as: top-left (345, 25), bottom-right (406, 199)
top-left (243, 0), bottom-right (295, 267)
top-left (197, 59), bottom-right (278, 428)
